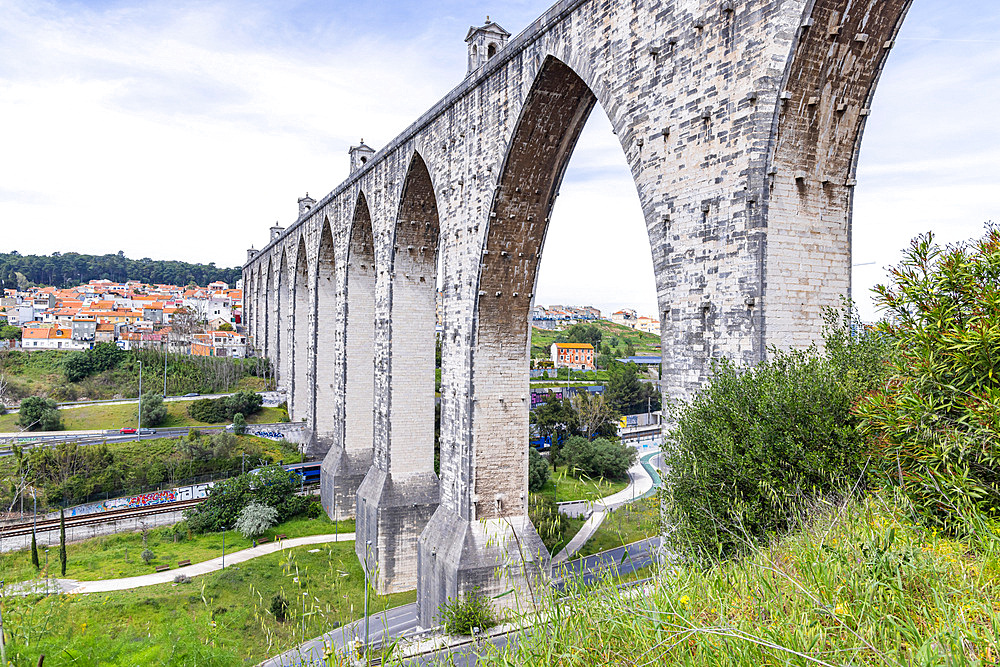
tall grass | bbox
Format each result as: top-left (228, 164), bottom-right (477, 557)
top-left (470, 491), bottom-right (1000, 666)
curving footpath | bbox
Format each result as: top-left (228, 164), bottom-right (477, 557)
top-left (11, 532), bottom-right (355, 596)
top-left (552, 449), bottom-right (662, 564)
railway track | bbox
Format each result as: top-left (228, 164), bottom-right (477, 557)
top-left (0, 499), bottom-right (203, 538)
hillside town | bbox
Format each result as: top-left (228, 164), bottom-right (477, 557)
top-left (0, 279), bottom-right (247, 357)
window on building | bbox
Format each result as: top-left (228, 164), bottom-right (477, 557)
top-left (487, 43), bottom-right (497, 58)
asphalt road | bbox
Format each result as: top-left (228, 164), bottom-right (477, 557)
top-left (261, 537), bottom-right (662, 667)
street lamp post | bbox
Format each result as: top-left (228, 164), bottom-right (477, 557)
top-left (363, 540), bottom-right (372, 655)
top-left (137, 359), bottom-right (142, 442)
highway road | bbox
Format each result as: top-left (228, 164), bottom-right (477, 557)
top-left (260, 537), bottom-right (662, 667)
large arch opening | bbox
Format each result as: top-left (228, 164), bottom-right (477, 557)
top-left (386, 151), bottom-right (440, 477)
top-left (357, 151), bottom-right (442, 594)
top-left (471, 56), bottom-right (600, 526)
top-left (343, 193), bottom-right (375, 467)
top-left (265, 258), bottom-right (276, 365)
top-left (291, 237), bottom-right (310, 422)
top-left (314, 220), bottom-right (336, 444)
top-left (277, 250), bottom-right (290, 395)
top-left (420, 56), bottom-right (659, 622)
top-left (321, 193), bottom-right (375, 521)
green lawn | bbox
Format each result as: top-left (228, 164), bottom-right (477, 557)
top-left (538, 465), bottom-right (629, 503)
top-left (577, 495), bottom-right (660, 558)
top-left (0, 514), bottom-right (352, 584)
top-left (1, 539), bottom-right (414, 666)
top-left (0, 401), bottom-right (287, 432)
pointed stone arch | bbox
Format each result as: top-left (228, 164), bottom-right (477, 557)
top-left (265, 257), bottom-right (276, 365)
top-left (357, 151), bottom-right (441, 594)
top-left (419, 55), bottom-right (607, 621)
top-left (291, 236), bottom-right (311, 423)
top-left (277, 250), bottom-right (291, 394)
top-left (314, 219), bottom-right (337, 445)
top-left (320, 192), bottom-right (375, 520)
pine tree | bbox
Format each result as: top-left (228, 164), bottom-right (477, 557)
top-left (59, 508), bottom-right (67, 576)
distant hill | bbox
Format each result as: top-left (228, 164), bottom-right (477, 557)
top-left (0, 251), bottom-right (241, 290)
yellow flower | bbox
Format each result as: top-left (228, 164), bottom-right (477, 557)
top-left (834, 603), bottom-right (848, 616)
top-left (679, 595), bottom-right (690, 607)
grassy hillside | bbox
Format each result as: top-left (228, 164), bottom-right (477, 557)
top-left (531, 321), bottom-right (661, 361)
top-left (0, 539), bottom-right (414, 666)
top-left (0, 348), bottom-right (269, 403)
top-left (0, 400), bottom-right (286, 432)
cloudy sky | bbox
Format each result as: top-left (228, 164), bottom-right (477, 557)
top-left (1, 0), bottom-right (998, 321)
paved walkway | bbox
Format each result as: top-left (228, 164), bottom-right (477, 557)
top-left (9, 532), bottom-right (355, 596)
top-left (552, 449), bottom-right (661, 564)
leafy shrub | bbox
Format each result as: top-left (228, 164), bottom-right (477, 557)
top-left (18, 396), bottom-right (62, 431)
top-left (664, 344), bottom-right (873, 560)
top-left (173, 574), bottom-right (191, 584)
top-left (140, 391), bottom-right (167, 427)
top-left (270, 594), bottom-right (289, 622)
top-left (561, 435), bottom-right (635, 480)
top-left (440, 588), bottom-right (497, 635)
top-left (187, 391), bottom-right (262, 423)
top-left (184, 466), bottom-right (309, 533)
top-left (235, 501), bottom-right (279, 539)
top-left (141, 549), bottom-right (154, 564)
top-left (232, 412), bottom-right (247, 435)
top-left (857, 229), bottom-right (1000, 534)
top-left (63, 342), bottom-right (125, 382)
top-left (528, 447), bottom-right (550, 492)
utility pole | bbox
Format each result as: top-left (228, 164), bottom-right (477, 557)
top-left (137, 359), bottom-right (142, 442)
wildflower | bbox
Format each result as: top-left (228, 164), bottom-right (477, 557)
top-left (834, 603), bottom-right (847, 616)
top-left (679, 595), bottom-right (690, 607)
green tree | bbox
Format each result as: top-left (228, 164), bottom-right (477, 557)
top-left (606, 362), bottom-right (660, 416)
top-left (235, 501), bottom-right (279, 540)
top-left (18, 396), bottom-right (62, 431)
top-left (31, 530), bottom-right (39, 569)
top-left (528, 447), bottom-right (550, 492)
top-left (184, 466), bottom-right (308, 533)
top-left (0, 325), bottom-right (21, 340)
top-left (232, 412), bottom-right (247, 435)
top-left (857, 228), bottom-right (1000, 533)
top-left (563, 323), bottom-right (602, 348)
top-left (139, 391), bottom-right (167, 427)
top-left (561, 435), bottom-right (636, 480)
top-left (530, 395), bottom-right (577, 453)
top-left (217, 322), bottom-right (234, 331)
top-left (59, 507), bottom-right (67, 576)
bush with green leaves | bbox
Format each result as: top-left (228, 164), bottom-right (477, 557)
top-left (187, 391), bottom-right (262, 423)
top-left (184, 466), bottom-right (310, 533)
top-left (141, 549), bottom-right (155, 564)
top-left (235, 501), bottom-right (279, 540)
top-left (232, 412), bottom-right (247, 435)
top-left (664, 332), bottom-right (878, 560)
top-left (62, 342), bottom-right (126, 382)
top-left (440, 588), bottom-right (497, 635)
top-left (270, 593), bottom-right (289, 622)
top-left (561, 435), bottom-right (635, 481)
top-left (857, 229), bottom-right (1000, 534)
top-left (139, 391), bottom-right (167, 427)
top-left (528, 447), bottom-right (550, 492)
top-left (17, 396), bottom-right (62, 431)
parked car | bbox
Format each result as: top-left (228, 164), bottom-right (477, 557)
top-left (183, 392), bottom-right (200, 397)
top-left (119, 427), bottom-right (137, 434)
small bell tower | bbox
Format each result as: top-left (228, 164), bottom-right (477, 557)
top-left (349, 140), bottom-right (376, 174)
top-left (465, 17), bottom-right (510, 75)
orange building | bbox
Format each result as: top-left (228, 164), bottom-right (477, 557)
top-left (550, 342), bottom-right (596, 370)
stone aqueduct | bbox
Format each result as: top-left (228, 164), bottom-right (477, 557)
top-left (243, 0), bottom-right (911, 625)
